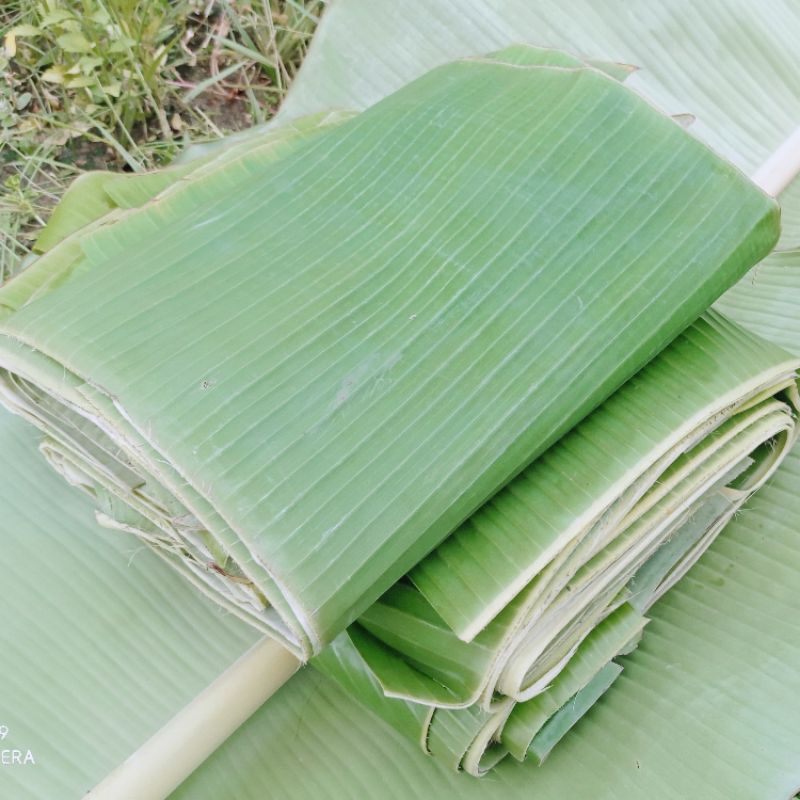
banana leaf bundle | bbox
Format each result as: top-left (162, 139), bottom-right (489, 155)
top-left (3, 0), bottom-right (800, 793)
top-left (314, 311), bottom-right (799, 774)
top-left (5, 387), bottom-right (800, 798)
top-left (233, 0), bottom-right (800, 782)
top-left (0, 45), bottom-right (777, 656)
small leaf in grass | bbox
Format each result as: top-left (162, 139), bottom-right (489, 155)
top-left (10, 25), bottom-right (42, 37)
top-left (59, 19), bottom-right (82, 33)
top-left (78, 56), bottom-right (103, 73)
top-left (101, 82), bottom-right (121, 97)
top-left (0, 102), bottom-right (14, 127)
top-left (43, 127), bottom-right (71, 146)
top-left (15, 92), bottom-right (32, 111)
top-left (89, 8), bottom-right (111, 25)
top-left (4, 32), bottom-right (16, 59)
top-left (108, 37), bottom-right (136, 53)
top-left (39, 9), bottom-right (75, 28)
top-left (41, 66), bottom-right (65, 84)
top-left (65, 75), bottom-right (96, 89)
top-left (57, 32), bottom-right (93, 53)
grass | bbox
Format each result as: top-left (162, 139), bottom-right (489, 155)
top-left (0, 0), bottom-right (322, 280)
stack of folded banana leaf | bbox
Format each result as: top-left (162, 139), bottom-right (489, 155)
top-left (1, 36), bottom-right (798, 784)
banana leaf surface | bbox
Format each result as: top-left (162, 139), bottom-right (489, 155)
top-left (312, 310), bottom-right (799, 774)
top-left (177, 212), bottom-right (800, 796)
top-left (0, 46), bottom-right (776, 663)
top-left (173, 0), bottom-right (800, 792)
top-left (279, 0), bottom-right (800, 176)
top-left (3, 379), bottom-right (800, 798)
top-left (1, 3), bottom-right (797, 797)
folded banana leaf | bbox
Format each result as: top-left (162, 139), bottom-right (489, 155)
top-left (185, 0), bottom-right (800, 780)
top-left (4, 0), bottom-right (800, 796)
top-left (313, 310), bottom-right (799, 774)
top-left (5, 383), bottom-right (800, 798)
top-left (3, 233), bottom-right (800, 794)
top-left (0, 46), bottom-right (777, 664)
top-left (173, 1), bottom-right (800, 789)
top-left (177, 202), bottom-right (800, 793)
top-left (177, 415), bottom-right (800, 800)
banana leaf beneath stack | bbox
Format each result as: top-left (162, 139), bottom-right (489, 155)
top-left (0, 47), bottom-right (776, 661)
top-left (278, 0), bottom-right (800, 176)
top-left (0, 416), bottom-right (258, 799)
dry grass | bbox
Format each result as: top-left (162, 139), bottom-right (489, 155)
top-left (1, 0), bottom-right (322, 278)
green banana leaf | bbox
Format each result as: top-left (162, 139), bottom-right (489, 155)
top-left (0, 416), bottom-right (258, 798)
top-left (4, 367), bottom-right (799, 800)
top-left (0, 45), bottom-right (776, 665)
top-left (175, 231), bottom-right (800, 798)
top-left (175, 1), bottom-right (800, 794)
top-left (13, 50), bottom-right (796, 779)
top-left (280, 0), bottom-right (800, 175)
top-left (1, 3), bottom-right (800, 797)
top-left (4, 382), bottom-right (800, 800)
top-left (174, 426), bottom-right (800, 800)
top-left (311, 307), bottom-right (798, 774)
top-left (172, 0), bottom-right (800, 798)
